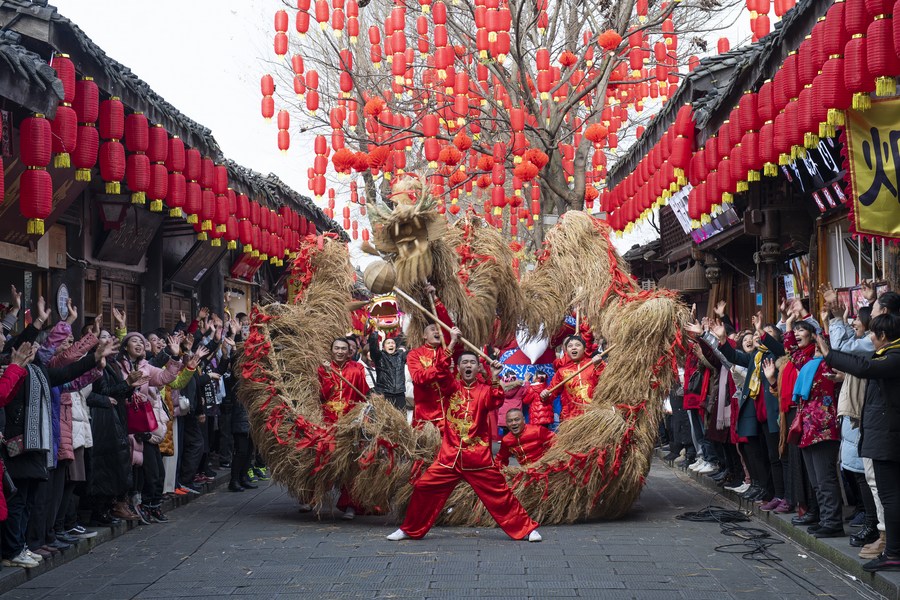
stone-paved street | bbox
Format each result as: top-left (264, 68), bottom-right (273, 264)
top-left (0, 461), bottom-right (882, 600)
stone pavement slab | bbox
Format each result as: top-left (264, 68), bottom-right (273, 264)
top-left (0, 460), bottom-right (885, 600)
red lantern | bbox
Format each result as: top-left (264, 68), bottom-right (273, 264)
top-left (72, 124), bottom-right (99, 182)
top-left (126, 152), bottom-right (150, 205)
top-left (73, 77), bottom-right (99, 124)
top-left (20, 168), bottom-right (52, 235)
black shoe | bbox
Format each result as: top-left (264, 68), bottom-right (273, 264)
top-left (792, 513), bottom-right (819, 526)
top-left (740, 485), bottom-right (762, 500)
top-left (710, 469), bottom-right (730, 481)
top-left (863, 553), bottom-right (900, 572)
top-left (220, 461), bottom-right (231, 468)
top-left (813, 526), bottom-right (845, 538)
top-left (228, 482), bottom-right (245, 492)
top-left (47, 539), bottom-right (71, 551)
top-left (808, 524), bottom-right (824, 534)
top-left (240, 480), bottom-right (259, 489)
top-left (148, 507), bottom-right (169, 523)
top-left (54, 533), bottom-right (80, 545)
top-left (91, 512), bottom-right (121, 527)
top-left (850, 525), bottom-right (879, 546)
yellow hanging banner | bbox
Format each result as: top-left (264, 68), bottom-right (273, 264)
top-left (845, 98), bottom-right (900, 241)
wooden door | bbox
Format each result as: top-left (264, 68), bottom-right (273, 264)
top-left (161, 293), bottom-right (192, 332)
top-left (101, 280), bottom-right (141, 332)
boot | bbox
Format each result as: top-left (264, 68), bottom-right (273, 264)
top-left (228, 481), bottom-right (245, 492)
top-left (859, 531), bottom-right (887, 559)
top-left (850, 524), bottom-right (880, 547)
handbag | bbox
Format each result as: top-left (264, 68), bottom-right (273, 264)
top-left (3, 434), bottom-right (24, 458)
top-left (687, 368), bottom-right (704, 395)
top-left (786, 409), bottom-right (803, 446)
top-left (126, 392), bottom-right (159, 435)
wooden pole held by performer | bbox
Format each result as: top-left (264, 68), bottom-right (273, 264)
top-left (544, 345), bottom-right (614, 396)
top-left (393, 286), bottom-right (511, 373)
top-left (322, 362), bottom-right (368, 401)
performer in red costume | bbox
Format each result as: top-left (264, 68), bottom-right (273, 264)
top-left (542, 336), bottom-right (604, 421)
top-left (387, 351), bottom-right (542, 542)
top-left (495, 408), bottom-right (556, 467)
top-left (407, 319), bottom-right (460, 430)
top-left (317, 337), bottom-right (370, 520)
top-left (318, 337), bottom-right (370, 424)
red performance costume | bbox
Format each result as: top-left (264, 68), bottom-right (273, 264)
top-left (548, 357), bottom-right (604, 421)
top-left (398, 369), bottom-right (539, 540)
top-left (406, 299), bottom-right (457, 430)
top-left (495, 424), bottom-right (555, 467)
top-left (317, 360), bottom-right (370, 424)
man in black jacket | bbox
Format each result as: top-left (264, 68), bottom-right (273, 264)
top-left (367, 333), bottom-right (408, 411)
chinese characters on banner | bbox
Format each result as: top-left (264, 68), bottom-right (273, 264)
top-left (845, 97), bottom-right (900, 241)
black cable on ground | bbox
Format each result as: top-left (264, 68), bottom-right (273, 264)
top-left (676, 505), bottom-right (836, 597)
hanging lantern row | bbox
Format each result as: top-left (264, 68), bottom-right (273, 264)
top-left (609, 0), bottom-right (900, 231)
top-left (603, 103), bottom-right (695, 233)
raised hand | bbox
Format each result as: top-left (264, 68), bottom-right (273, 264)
top-left (861, 280), bottom-right (877, 303)
top-left (762, 357), bottom-right (776, 381)
top-left (65, 298), bottom-right (78, 325)
top-left (684, 320), bottom-right (703, 338)
top-left (11, 341), bottom-right (35, 367)
top-left (179, 311), bottom-right (187, 324)
top-left (820, 282), bottom-right (837, 307)
top-left (9, 285), bottom-right (21, 314)
top-left (112, 306), bottom-right (126, 329)
top-left (779, 297), bottom-right (788, 315)
top-left (690, 303), bottom-right (697, 322)
top-left (91, 314), bottom-right (102, 337)
top-left (751, 311), bottom-right (764, 334)
top-left (714, 300), bottom-right (726, 318)
top-left (94, 338), bottom-right (118, 363)
top-left (167, 335), bottom-right (181, 357)
top-left (710, 319), bottom-right (727, 342)
top-left (198, 306), bottom-right (209, 321)
top-left (187, 346), bottom-right (210, 370)
top-left (36, 295), bottom-right (51, 328)
top-left (816, 335), bottom-right (830, 357)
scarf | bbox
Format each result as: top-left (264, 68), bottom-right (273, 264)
top-left (25, 365), bottom-right (53, 465)
top-left (717, 365), bottom-right (730, 430)
top-left (837, 374), bottom-right (867, 420)
top-left (792, 357), bottom-right (823, 403)
top-left (747, 344), bottom-right (768, 399)
top-left (874, 338), bottom-right (900, 356)
top-left (789, 341), bottom-right (816, 370)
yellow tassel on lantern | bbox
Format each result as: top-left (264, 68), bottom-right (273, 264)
top-left (252, 249), bottom-right (259, 257)
top-left (384, 172), bottom-right (391, 180)
top-left (201, 220), bottom-right (212, 231)
top-left (261, 253), bottom-right (268, 261)
top-left (764, 163), bottom-right (777, 176)
top-left (106, 181), bottom-right (120, 194)
top-left (674, 167), bottom-right (685, 180)
top-left (804, 132), bottom-right (819, 149)
top-left (131, 192), bottom-right (145, 205)
top-left (210, 238), bottom-right (221, 247)
top-left (737, 181), bottom-right (748, 192)
top-left (701, 213), bottom-right (711, 225)
top-left (677, 175), bottom-right (686, 186)
top-left (150, 200), bottom-right (163, 212)
top-left (827, 108), bottom-right (845, 126)
top-left (197, 232), bottom-right (208, 241)
top-left (217, 224), bottom-right (226, 233)
top-left (53, 153), bottom-right (70, 169)
top-left (778, 154), bottom-right (790, 166)
top-left (243, 244), bottom-right (253, 253)
top-left (748, 170), bottom-right (760, 182)
top-left (722, 192), bottom-right (733, 204)
top-left (169, 208), bottom-right (182, 217)
top-left (820, 122), bottom-right (836, 138)
top-left (690, 219), bottom-right (700, 229)
top-left (876, 76), bottom-right (896, 97)
top-left (270, 255), bottom-right (278, 264)
top-left (186, 213), bottom-right (198, 224)
top-left (852, 92), bottom-right (872, 111)
top-left (26, 218), bottom-right (45, 236)
top-left (75, 168), bottom-right (91, 182)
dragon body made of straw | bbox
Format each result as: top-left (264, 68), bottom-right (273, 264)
top-left (238, 206), bottom-right (687, 524)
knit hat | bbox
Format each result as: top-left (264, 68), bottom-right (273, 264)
top-left (121, 331), bottom-right (149, 350)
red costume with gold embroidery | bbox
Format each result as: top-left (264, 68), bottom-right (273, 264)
top-left (407, 345), bottom-right (456, 430)
top-left (547, 358), bottom-right (603, 421)
top-left (317, 361), bottom-right (370, 424)
top-left (399, 370), bottom-right (539, 540)
top-left (495, 424), bottom-right (555, 467)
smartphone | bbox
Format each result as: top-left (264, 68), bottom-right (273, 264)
top-left (23, 309), bottom-right (31, 327)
